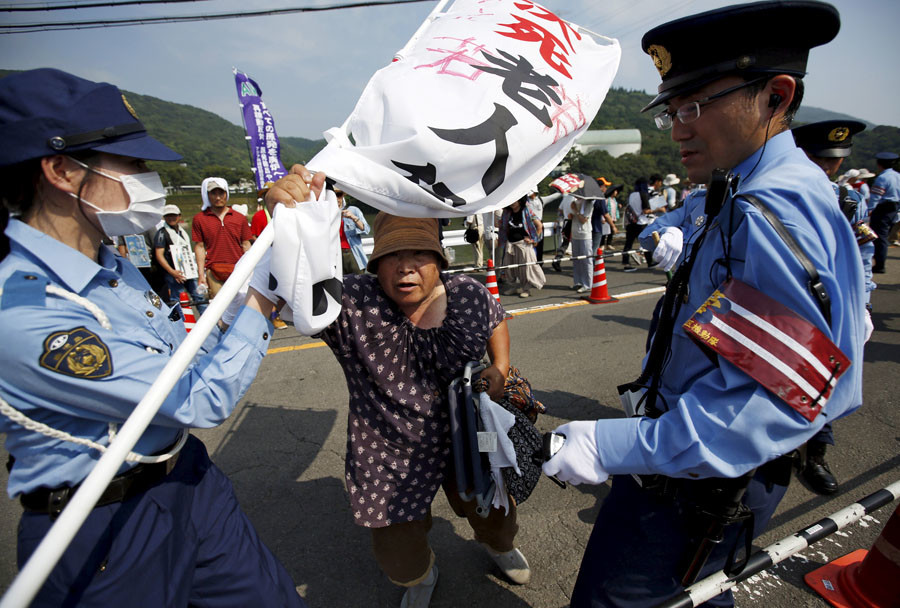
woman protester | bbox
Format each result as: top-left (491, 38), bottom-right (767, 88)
top-left (0, 69), bottom-right (304, 607)
top-left (266, 166), bottom-right (531, 608)
top-left (498, 195), bottom-right (545, 298)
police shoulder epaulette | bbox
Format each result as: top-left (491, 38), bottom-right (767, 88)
top-left (0, 270), bottom-right (49, 310)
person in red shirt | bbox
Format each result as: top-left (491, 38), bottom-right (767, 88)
top-left (250, 202), bottom-right (269, 239)
top-left (247, 199), bottom-right (287, 328)
top-left (191, 178), bottom-right (252, 299)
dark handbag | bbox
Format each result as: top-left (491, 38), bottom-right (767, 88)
top-left (464, 225), bottom-right (480, 244)
top-left (498, 398), bottom-right (543, 505)
top-left (474, 366), bottom-right (546, 505)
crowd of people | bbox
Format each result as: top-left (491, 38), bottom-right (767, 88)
top-left (0, 1), bottom-right (896, 607)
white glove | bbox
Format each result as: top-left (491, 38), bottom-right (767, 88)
top-left (864, 307), bottom-right (874, 343)
top-left (541, 421), bottom-right (609, 485)
top-left (652, 227), bottom-right (683, 271)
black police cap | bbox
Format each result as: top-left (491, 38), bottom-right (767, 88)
top-left (792, 120), bottom-right (865, 158)
top-left (640, 1), bottom-right (840, 112)
top-left (0, 68), bottom-right (180, 167)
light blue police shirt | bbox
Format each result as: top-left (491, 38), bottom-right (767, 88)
top-left (868, 167), bottom-right (900, 211)
top-left (0, 219), bottom-right (273, 497)
top-left (601, 131), bottom-right (866, 479)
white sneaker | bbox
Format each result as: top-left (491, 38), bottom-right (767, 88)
top-left (400, 564), bottom-right (438, 608)
top-left (481, 544), bottom-right (531, 585)
top-left (576, 286), bottom-right (589, 293)
top-left (518, 291), bottom-right (530, 298)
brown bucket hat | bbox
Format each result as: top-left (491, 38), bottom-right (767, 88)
top-left (366, 212), bottom-right (449, 273)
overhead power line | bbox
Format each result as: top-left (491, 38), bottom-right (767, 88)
top-left (0, 0), bottom-right (434, 33)
top-left (1, 0), bottom-right (218, 12)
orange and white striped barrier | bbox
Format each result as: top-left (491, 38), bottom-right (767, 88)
top-left (179, 291), bottom-right (196, 333)
top-left (585, 247), bottom-right (617, 304)
top-left (485, 258), bottom-right (500, 302)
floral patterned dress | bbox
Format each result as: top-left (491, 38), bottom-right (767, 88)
top-left (319, 273), bottom-right (505, 527)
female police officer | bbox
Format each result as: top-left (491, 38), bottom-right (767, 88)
top-left (0, 69), bottom-right (305, 606)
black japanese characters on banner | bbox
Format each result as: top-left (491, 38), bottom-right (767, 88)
top-left (393, 103), bottom-right (518, 207)
top-left (476, 50), bottom-right (561, 128)
top-left (391, 160), bottom-right (467, 207)
top-left (389, 0), bottom-right (580, 206)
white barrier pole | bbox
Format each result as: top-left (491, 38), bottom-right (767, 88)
top-left (656, 479), bottom-right (900, 608)
top-left (0, 225), bottom-right (275, 608)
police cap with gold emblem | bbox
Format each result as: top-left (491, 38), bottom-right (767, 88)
top-left (792, 120), bottom-right (865, 158)
top-left (0, 68), bottom-right (181, 166)
top-left (640, 1), bottom-right (840, 112)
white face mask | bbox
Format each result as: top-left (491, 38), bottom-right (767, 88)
top-left (68, 158), bottom-right (166, 237)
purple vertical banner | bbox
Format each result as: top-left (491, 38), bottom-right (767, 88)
top-left (234, 69), bottom-right (288, 191)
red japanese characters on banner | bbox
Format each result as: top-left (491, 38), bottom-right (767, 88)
top-left (307, 0), bottom-right (620, 217)
top-left (496, 0), bottom-right (582, 79)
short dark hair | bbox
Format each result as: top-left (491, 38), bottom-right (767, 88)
top-left (649, 174), bottom-right (663, 184)
top-left (743, 75), bottom-right (804, 128)
top-left (1, 150), bottom-right (99, 260)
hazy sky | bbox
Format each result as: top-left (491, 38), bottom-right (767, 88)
top-left (1, 0), bottom-right (897, 139)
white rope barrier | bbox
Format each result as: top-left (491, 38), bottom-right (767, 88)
top-left (445, 247), bottom-right (650, 274)
top-left (0, 225), bottom-right (275, 608)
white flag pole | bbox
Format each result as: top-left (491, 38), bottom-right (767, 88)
top-left (0, 226), bottom-right (275, 608)
top-left (392, 0), bottom-right (453, 62)
top-left (334, 0), bottom-right (453, 136)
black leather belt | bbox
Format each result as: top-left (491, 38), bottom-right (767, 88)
top-left (20, 451), bottom-right (180, 520)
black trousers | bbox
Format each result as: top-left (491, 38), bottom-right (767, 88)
top-left (622, 224), bottom-right (651, 265)
top-left (870, 200), bottom-right (899, 269)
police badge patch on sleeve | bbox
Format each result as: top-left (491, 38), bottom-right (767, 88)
top-left (684, 279), bottom-right (850, 422)
top-left (39, 327), bottom-right (113, 379)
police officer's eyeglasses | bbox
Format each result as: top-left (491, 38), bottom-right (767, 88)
top-left (653, 77), bottom-right (768, 130)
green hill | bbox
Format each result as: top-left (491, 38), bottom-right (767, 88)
top-left (553, 87), bottom-right (899, 197)
top-left (0, 68), bottom-right (326, 189)
top-left (2, 68), bottom-right (897, 195)
top-left (124, 90), bottom-right (325, 188)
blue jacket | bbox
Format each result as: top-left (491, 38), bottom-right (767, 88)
top-left (0, 220), bottom-right (272, 497)
top-left (607, 131), bottom-right (866, 479)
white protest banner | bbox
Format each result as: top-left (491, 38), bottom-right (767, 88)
top-left (307, 0), bottom-right (620, 218)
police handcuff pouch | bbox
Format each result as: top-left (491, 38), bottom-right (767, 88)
top-left (683, 277), bottom-right (850, 422)
top-left (269, 188), bottom-right (343, 334)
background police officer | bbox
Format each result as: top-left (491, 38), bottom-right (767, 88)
top-left (869, 151), bottom-right (900, 273)
top-left (792, 119), bottom-right (871, 496)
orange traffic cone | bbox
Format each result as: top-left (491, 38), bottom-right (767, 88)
top-left (805, 503), bottom-right (900, 607)
top-left (585, 248), bottom-right (618, 304)
top-left (179, 291), bottom-right (196, 333)
top-left (485, 259), bottom-right (500, 303)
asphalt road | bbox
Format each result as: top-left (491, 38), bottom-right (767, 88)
top-left (2, 246), bottom-right (899, 607)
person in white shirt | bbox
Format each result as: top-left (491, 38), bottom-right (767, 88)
top-left (623, 177), bottom-right (667, 271)
top-left (662, 173), bottom-right (680, 209)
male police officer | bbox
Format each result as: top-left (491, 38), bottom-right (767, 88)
top-left (869, 151), bottom-right (900, 273)
top-left (543, 2), bottom-right (865, 606)
top-left (791, 119), bottom-right (872, 496)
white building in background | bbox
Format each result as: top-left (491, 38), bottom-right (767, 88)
top-left (573, 129), bottom-right (642, 157)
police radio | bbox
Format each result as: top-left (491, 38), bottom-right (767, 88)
top-left (704, 169), bottom-right (738, 218)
